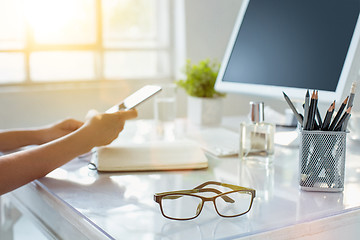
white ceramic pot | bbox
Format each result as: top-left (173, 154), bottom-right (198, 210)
top-left (187, 96), bottom-right (223, 126)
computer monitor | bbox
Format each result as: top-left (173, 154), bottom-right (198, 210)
top-left (215, 0), bottom-right (360, 103)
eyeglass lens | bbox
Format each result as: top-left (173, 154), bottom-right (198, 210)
top-left (214, 191), bottom-right (252, 217)
top-left (161, 194), bottom-right (203, 220)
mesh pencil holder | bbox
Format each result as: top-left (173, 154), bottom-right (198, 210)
top-left (299, 130), bottom-right (347, 192)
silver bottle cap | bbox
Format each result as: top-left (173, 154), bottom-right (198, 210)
top-left (250, 101), bottom-right (264, 123)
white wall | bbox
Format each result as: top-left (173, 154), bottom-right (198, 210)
top-left (184, 0), bottom-right (241, 64)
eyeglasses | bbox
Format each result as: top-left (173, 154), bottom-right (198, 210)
top-left (154, 181), bottom-right (256, 220)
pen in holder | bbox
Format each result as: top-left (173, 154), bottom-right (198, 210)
top-left (283, 85), bottom-right (357, 192)
top-left (299, 130), bottom-right (347, 192)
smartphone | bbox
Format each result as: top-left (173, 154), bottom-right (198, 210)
top-left (106, 85), bottom-right (162, 113)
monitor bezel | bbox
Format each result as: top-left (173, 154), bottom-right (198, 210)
top-left (215, 0), bottom-right (360, 102)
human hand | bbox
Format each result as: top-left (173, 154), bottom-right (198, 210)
top-left (40, 118), bottom-right (84, 144)
top-left (79, 109), bottom-right (138, 147)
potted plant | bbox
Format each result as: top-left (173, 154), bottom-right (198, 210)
top-left (175, 59), bottom-right (226, 125)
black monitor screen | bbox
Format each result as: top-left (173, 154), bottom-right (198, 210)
top-left (221, 0), bottom-right (360, 92)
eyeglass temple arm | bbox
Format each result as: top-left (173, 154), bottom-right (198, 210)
top-left (194, 181), bottom-right (256, 196)
top-left (154, 188), bottom-right (234, 203)
top-left (199, 188), bottom-right (234, 203)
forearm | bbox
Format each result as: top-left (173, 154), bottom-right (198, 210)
top-left (0, 129), bottom-right (47, 152)
top-left (0, 110), bottom-right (137, 195)
top-left (0, 129), bottom-right (93, 195)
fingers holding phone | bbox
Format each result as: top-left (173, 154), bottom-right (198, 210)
top-left (81, 109), bottom-right (138, 147)
top-left (80, 85), bottom-right (159, 147)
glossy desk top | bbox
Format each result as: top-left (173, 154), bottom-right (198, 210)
top-left (13, 120), bottom-right (360, 239)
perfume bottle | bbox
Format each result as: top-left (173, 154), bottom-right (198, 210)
top-left (240, 102), bottom-right (275, 162)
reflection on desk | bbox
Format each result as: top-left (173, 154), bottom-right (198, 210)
top-left (6, 119), bottom-right (360, 239)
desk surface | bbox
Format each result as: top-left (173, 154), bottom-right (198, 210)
top-left (9, 119), bottom-right (360, 239)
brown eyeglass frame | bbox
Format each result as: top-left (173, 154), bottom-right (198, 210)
top-left (154, 181), bottom-right (256, 220)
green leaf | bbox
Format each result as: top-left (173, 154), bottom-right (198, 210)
top-left (175, 59), bottom-right (226, 98)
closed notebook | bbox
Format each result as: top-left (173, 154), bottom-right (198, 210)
top-left (93, 139), bottom-right (208, 172)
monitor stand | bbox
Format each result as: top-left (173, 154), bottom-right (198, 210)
top-left (274, 102), bottom-right (303, 148)
top-left (275, 127), bottom-right (300, 147)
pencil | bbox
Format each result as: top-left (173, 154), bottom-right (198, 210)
top-left (322, 101), bottom-right (335, 131)
top-left (313, 91), bottom-right (319, 130)
top-left (347, 81), bottom-right (357, 109)
top-left (334, 107), bottom-right (352, 131)
top-left (303, 89), bottom-right (310, 129)
top-left (308, 90), bottom-right (318, 130)
top-left (282, 91), bottom-right (303, 126)
top-left (306, 90), bottom-right (317, 130)
top-left (303, 102), bottom-right (319, 129)
top-left (341, 113), bottom-right (351, 131)
top-left (316, 107), bottom-right (322, 129)
top-left (329, 96), bottom-right (348, 131)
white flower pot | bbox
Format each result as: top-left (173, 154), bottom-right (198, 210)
top-left (187, 96), bottom-right (223, 126)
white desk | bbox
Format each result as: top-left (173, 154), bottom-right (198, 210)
top-left (3, 119), bottom-right (360, 239)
